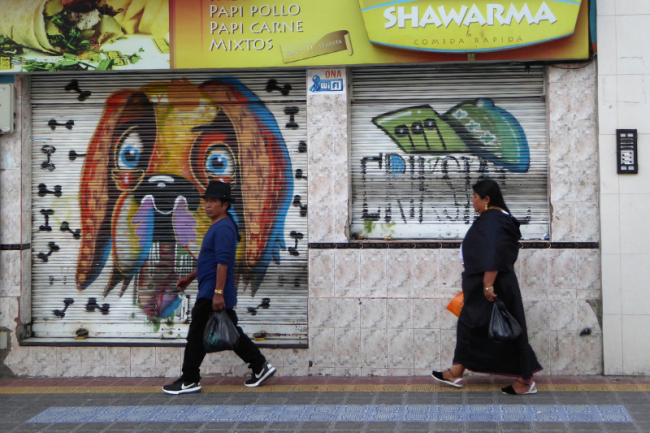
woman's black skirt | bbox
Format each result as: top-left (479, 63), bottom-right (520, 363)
top-left (453, 271), bottom-right (542, 379)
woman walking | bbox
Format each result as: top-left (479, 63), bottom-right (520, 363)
top-left (432, 179), bottom-right (541, 395)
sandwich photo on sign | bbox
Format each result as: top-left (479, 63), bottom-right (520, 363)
top-left (0, 0), bottom-right (170, 72)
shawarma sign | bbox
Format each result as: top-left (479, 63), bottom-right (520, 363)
top-left (0, 0), bottom-right (588, 74)
top-left (359, 0), bottom-right (582, 53)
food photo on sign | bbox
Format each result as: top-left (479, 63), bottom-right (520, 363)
top-left (0, 0), bottom-right (170, 72)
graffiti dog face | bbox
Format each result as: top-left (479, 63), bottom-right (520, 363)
top-left (76, 79), bottom-right (292, 318)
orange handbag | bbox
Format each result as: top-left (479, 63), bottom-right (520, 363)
top-left (446, 292), bottom-right (464, 317)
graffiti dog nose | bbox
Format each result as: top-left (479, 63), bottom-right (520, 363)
top-left (133, 174), bottom-right (201, 214)
top-left (149, 175), bottom-right (175, 188)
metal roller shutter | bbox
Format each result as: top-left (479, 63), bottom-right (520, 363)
top-left (31, 70), bottom-right (308, 346)
top-left (350, 65), bottom-right (549, 240)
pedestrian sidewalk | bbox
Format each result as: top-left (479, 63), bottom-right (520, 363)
top-left (0, 375), bottom-right (648, 432)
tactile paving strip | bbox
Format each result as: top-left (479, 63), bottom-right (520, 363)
top-left (27, 405), bottom-right (634, 423)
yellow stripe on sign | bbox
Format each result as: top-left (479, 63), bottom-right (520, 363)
top-left (281, 31), bottom-right (353, 64)
top-left (1, 383), bottom-right (650, 394)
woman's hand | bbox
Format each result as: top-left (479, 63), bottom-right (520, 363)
top-left (483, 271), bottom-right (498, 302)
top-left (484, 287), bottom-right (497, 302)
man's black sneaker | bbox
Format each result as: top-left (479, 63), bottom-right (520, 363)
top-left (244, 363), bottom-right (276, 388)
top-left (162, 378), bottom-right (201, 395)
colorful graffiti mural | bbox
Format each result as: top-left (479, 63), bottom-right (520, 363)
top-left (31, 73), bottom-right (308, 340)
top-left (76, 78), bottom-right (293, 318)
top-left (352, 98), bottom-right (548, 240)
top-left (373, 99), bottom-right (530, 173)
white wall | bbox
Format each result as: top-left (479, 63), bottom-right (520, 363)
top-left (598, 0), bottom-right (650, 375)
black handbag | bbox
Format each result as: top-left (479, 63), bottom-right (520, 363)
top-left (203, 310), bottom-right (240, 353)
top-left (488, 298), bottom-right (523, 342)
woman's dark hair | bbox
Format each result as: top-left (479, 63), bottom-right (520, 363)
top-left (472, 179), bottom-right (510, 214)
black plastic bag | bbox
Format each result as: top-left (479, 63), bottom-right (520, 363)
top-left (488, 298), bottom-right (522, 342)
top-left (203, 310), bottom-right (240, 353)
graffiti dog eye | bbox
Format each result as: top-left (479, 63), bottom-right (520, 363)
top-left (117, 132), bottom-right (143, 170)
top-left (205, 147), bottom-right (235, 178)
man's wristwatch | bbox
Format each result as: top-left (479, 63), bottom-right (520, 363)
top-left (215, 290), bottom-right (223, 295)
top-left (485, 286), bottom-right (494, 291)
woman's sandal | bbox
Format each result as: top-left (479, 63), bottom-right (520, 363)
top-left (431, 369), bottom-right (464, 388)
top-left (501, 380), bottom-right (537, 395)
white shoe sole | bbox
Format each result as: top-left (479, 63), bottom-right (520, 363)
top-left (245, 366), bottom-right (276, 388)
top-left (431, 372), bottom-right (464, 388)
top-left (162, 385), bottom-right (202, 395)
top-left (501, 382), bottom-right (537, 395)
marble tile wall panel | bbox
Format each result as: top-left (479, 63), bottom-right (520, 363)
top-left (576, 249), bottom-right (601, 291)
top-left (20, 248), bottom-right (31, 325)
top-left (336, 298), bottom-right (360, 328)
top-left (413, 249), bottom-right (439, 298)
top-left (548, 62), bottom-right (597, 84)
top-left (578, 300), bottom-right (602, 333)
top-left (0, 250), bottom-right (21, 297)
top-left (387, 328), bottom-right (413, 368)
top-left (548, 81), bottom-right (598, 124)
top-left (308, 203), bottom-right (335, 243)
top-left (307, 94), bottom-right (347, 127)
top-left (155, 347), bottom-right (182, 377)
top-left (360, 327), bottom-right (388, 368)
top-left (386, 250), bottom-right (413, 298)
top-left (0, 168), bottom-right (21, 245)
top-left (360, 298), bottom-right (386, 329)
top-left (575, 203), bottom-right (600, 242)
top-left (79, 347), bottom-right (106, 366)
top-left (359, 249), bottom-right (386, 298)
top-left (4, 346), bottom-right (31, 366)
top-left (549, 249), bottom-right (576, 290)
top-left (308, 249), bottom-right (335, 297)
top-left (547, 63), bottom-right (599, 244)
top-left (32, 347), bottom-right (56, 365)
top-left (106, 347), bottom-right (131, 366)
top-left (334, 249), bottom-right (360, 297)
top-left (387, 298), bottom-right (413, 329)
top-left (413, 329), bottom-right (440, 371)
top-left (309, 328), bottom-right (336, 367)
top-left (551, 203), bottom-right (576, 242)
top-left (413, 299), bottom-right (439, 329)
top-left (335, 327), bottom-right (361, 367)
top-left (308, 298), bottom-right (336, 329)
top-left (0, 296), bottom-right (19, 329)
top-left (438, 250), bottom-right (463, 297)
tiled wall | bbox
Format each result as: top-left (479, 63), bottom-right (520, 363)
top-left (598, 5), bottom-right (650, 375)
top-left (0, 74), bottom-right (31, 353)
top-left (1, 64), bottom-right (602, 378)
top-left (302, 64), bottom-right (602, 378)
top-left (548, 63), bottom-right (600, 242)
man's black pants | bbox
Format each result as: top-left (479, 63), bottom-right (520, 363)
top-left (181, 297), bottom-right (266, 383)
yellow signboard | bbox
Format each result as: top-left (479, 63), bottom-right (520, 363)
top-left (358, 0), bottom-right (582, 53)
top-left (172, 0), bottom-right (589, 70)
top-left (0, 0), bottom-right (589, 74)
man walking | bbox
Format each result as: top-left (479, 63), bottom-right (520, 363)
top-left (163, 180), bottom-right (275, 395)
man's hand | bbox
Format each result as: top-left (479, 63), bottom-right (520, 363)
top-left (213, 293), bottom-right (226, 310)
top-left (176, 274), bottom-right (195, 291)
